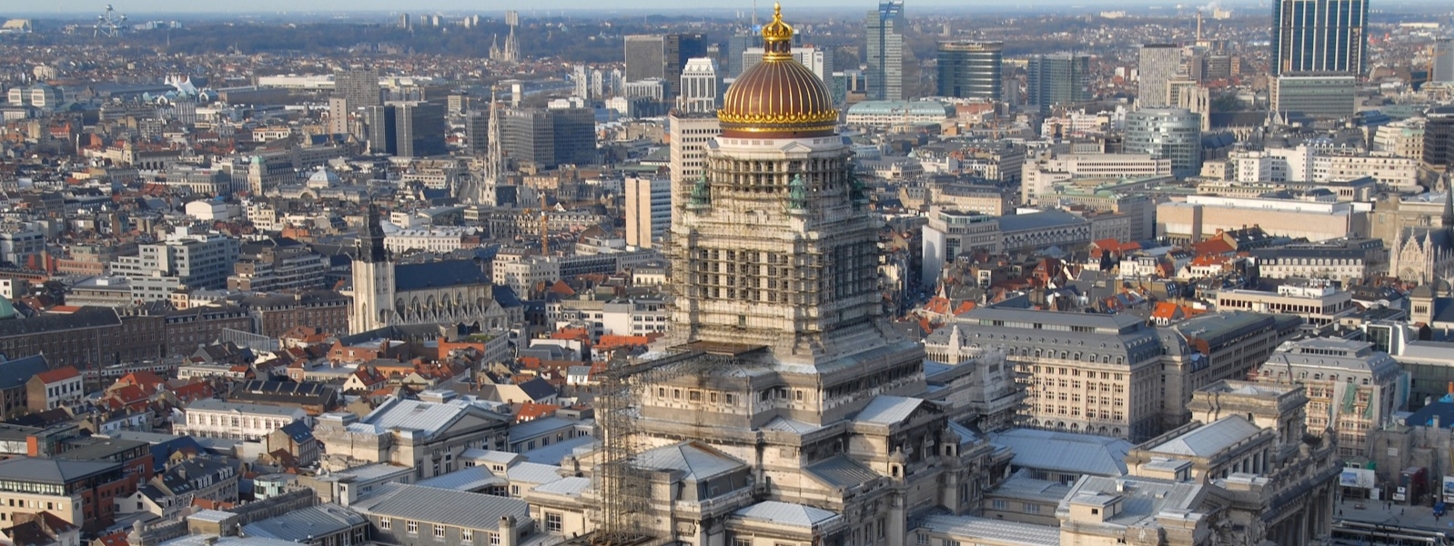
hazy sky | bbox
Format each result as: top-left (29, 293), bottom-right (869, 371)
top-left (10, 0), bottom-right (1275, 16)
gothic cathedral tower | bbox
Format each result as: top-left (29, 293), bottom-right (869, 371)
top-left (350, 204), bottom-right (396, 334)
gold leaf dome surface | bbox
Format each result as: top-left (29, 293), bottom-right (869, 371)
top-left (718, 4), bottom-right (838, 138)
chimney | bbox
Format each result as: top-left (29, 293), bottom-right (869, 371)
top-left (499, 516), bottom-right (518, 546)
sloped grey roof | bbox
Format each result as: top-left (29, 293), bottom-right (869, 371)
top-left (506, 462), bottom-right (566, 485)
top-left (635, 442), bottom-right (746, 481)
top-left (733, 501), bottom-right (842, 528)
top-left (350, 483), bottom-right (528, 530)
top-left (414, 467), bottom-right (508, 492)
top-left (854, 395), bottom-right (924, 425)
top-left (806, 456), bottom-right (881, 488)
top-left (395, 260), bottom-right (489, 292)
top-left (243, 504), bottom-right (367, 542)
top-left (916, 514), bottom-right (1059, 545)
top-left (0, 456), bottom-right (120, 484)
top-left (989, 428), bottom-right (1133, 477)
top-left (531, 476), bottom-right (591, 497)
top-left (1149, 416), bottom-right (1262, 457)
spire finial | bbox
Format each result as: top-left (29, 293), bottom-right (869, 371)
top-left (760, 2), bottom-right (793, 57)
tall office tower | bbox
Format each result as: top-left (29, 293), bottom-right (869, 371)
top-left (726, 33), bottom-right (756, 77)
top-left (328, 97), bottom-right (349, 136)
top-left (1425, 107), bottom-right (1454, 172)
top-left (1434, 39), bottom-right (1454, 83)
top-left (936, 41), bottom-right (1002, 101)
top-left (1125, 107), bottom-right (1202, 178)
top-left (668, 112), bottom-right (721, 212)
top-left (502, 107), bottom-right (597, 169)
top-left (466, 111), bottom-right (489, 156)
top-left (1026, 53), bottom-right (1091, 114)
top-left (624, 177), bottom-right (671, 249)
top-left (365, 105), bottom-right (397, 155)
top-left (678, 58), bottom-right (722, 114)
top-left (865, 0), bottom-right (905, 101)
top-left (624, 34), bottom-right (707, 98)
top-left (394, 101), bottom-right (447, 158)
top-left (334, 68), bottom-right (382, 110)
top-left (1271, 0), bottom-right (1368, 76)
top-left (399, 13), bottom-right (409, 29)
top-left (1137, 44), bottom-right (1183, 107)
top-left (1001, 64), bottom-right (1021, 106)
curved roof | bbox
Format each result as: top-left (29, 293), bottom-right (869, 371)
top-left (717, 4), bottom-right (837, 138)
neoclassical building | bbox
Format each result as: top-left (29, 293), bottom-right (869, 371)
top-left (348, 205), bottom-right (508, 334)
top-left (571, 9), bottom-right (1009, 546)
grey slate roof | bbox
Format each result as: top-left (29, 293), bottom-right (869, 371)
top-left (805, 456), bottom-right (881, 488)
top-left (854, 396), bottom-right (924, 425)
top-left (0, 354), bottom-right (50, 391)
top-left (988, 428), bottom-right (1133, 477)
top-left (635, 442), bottom-right (746, 481)
top-left (0, 307), bottom-right (119, 339)
top-left (0, 456), bottom-right (121, 484)
top-left (997, 210), bottom-right (1088, 233)
top-left (350, 483), bottom-right (529, 531)
top-left (243, 504), bottom-right (367, 542)
top-left (733, 501), bottom-right (842, 528)
top-left (395, 260), bottom-right (489, 292)
top-left (412, 467), bottom-right (507, 492)
top-left (916, 514), bottom-right (1059, 546)
top-left (1148, 416), bottom-right (1263, 457)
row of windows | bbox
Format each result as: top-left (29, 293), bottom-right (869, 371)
top-left (381, 518), bottom-right (498, 544)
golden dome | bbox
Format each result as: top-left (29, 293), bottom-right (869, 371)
top-left (718, 4), bottom-right (838, 138)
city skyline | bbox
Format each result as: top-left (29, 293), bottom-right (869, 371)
top-left (2, 0), bottom-right (1454, 545)
top-left (12, 0), bottom-right (1443, 16)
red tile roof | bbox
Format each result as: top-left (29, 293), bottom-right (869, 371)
top-left (33, 366), bottom-right (80, 384)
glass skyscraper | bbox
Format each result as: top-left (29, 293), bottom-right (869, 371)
top-left (865, 0), bottom-right (905, 101)
top-left (1271, 0), bottom-right (1368, 76)
top-left (936, 41), bottom-right (1002, 101)
top-left (1026, 53), bottom-right (1091, 114)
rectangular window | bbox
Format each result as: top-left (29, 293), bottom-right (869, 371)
top-left (463, 530), bottom-right (474, 543)
top-left (435, 525), bottom-right (446, 539)
top-left (490, 532), bottom-right (502, 546)
top-left (407, 521), bottom-right (418, 534)
top-left (546, 512), bottom-right (563, 532)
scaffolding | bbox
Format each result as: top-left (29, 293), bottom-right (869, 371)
top-left (590, 349), bottom-right (741, 546)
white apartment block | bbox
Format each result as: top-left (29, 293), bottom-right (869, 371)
top-left (175, 399), bottom-right (308, 441)
top-left (109, 229), bottom-right (242, 302)
top-left (1021, 154), bottom-right (1171, 204)
top-left (1373, 118), bottom-right (1425, 159)
top-left (1231, 145), bottom-right (1418, 192)
top-left (384, 227), bottom-right (474, 254)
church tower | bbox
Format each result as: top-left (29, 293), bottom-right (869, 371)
top-left (350, 204), bottom-right (395, 334)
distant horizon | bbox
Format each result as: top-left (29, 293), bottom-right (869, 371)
top-left (0, 0), bottom-right (1334, 17)
top-left (5, 0), bottom-right (1450, 20)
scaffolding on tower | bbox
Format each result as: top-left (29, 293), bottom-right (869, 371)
top-left (588, 349), bottom-right (741, 546)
